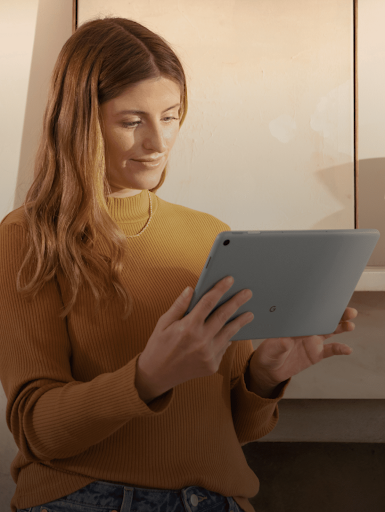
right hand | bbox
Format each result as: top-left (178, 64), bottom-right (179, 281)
top-left (135, 276), bottom-right (254, 403)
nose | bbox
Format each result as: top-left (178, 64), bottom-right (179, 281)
top-left (143, 121), bottom-right (167, 153)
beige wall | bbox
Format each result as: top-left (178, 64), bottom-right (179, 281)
top-left (0, 0), bottom-right (40, 217)
top-left (0, 0), bottom-right (73, 221)
top-left (357, 0), bottom-right (385, 266)
top-left (79, 0), bottom-right (354, 232)
top-left (358, 0), bottom-right (385, 160)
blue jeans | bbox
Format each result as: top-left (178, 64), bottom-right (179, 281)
top-left (17, 479), bottom-right (245, 512)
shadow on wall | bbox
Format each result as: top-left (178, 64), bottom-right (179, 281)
top-left (12, 0), bottom-right (72, 212)
top-left (310, 158), bottom-right (384, 266)
top-left (311, 161), bottom-right (355, 231)
top-left (358, 157), bottom-right (385, 266)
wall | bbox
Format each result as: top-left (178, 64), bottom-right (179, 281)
top-left (357, 0), bottom-right (385, 266)
top-left (0, 0), bottom-right (73, 220)
top-left (79, 0), bottom-right (354, 232)
top-left (0, 0), bottom-right (72, 508)
top-left (0, 0), bottom-right (40, 218)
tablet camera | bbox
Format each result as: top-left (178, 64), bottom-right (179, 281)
top-left (223, 240), bottom-right (230, 246)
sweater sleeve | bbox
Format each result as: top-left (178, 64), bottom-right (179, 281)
top-left (0, 223), bottom-right (174, 462)
top-left (230, 339), bottom-right (290, 446)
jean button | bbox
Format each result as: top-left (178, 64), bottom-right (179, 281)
top-left (190, 494), bottom-right (198, 506)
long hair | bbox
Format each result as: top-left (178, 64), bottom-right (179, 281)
top-left (16, 17), bottom-right (188, 320)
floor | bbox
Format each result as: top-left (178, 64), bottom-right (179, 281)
top-left (242, 442), bottom-right (385, 512)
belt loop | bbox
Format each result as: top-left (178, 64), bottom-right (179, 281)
top-left (120, 486), bottom-right (134, 512)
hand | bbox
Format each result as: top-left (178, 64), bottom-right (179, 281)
top-left (136, 277), bottom-right (254, 403)
top-left (248, 307), bottom-right (358, 397)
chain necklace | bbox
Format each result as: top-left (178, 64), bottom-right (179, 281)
top-left (125, 190), bottom-right (153, 239)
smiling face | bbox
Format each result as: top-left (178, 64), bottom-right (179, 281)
top-left (100, 76), bottom-right (182, 198)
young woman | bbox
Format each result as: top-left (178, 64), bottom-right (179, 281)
top-left (0, 17), bottom-right (357, 512)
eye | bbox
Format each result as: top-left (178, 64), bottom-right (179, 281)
top-left (121, 117), bottom-right (179, 129)
top-left (122, 121), bottom-right (141, 128)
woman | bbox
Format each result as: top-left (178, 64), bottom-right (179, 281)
top-left (0, 17), bottom-right (357, 512)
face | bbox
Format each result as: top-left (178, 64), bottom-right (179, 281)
top-left (100, 76), bottom-right (182, 198)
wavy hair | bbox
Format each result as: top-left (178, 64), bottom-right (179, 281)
top-left (17, 17), bottom-right (188, 320)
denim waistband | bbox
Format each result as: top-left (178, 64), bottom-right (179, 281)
top-left (33, 479), bottom-right (242, 512)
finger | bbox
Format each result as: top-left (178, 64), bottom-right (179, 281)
top-left (190, 276), bottom-right (235, 325)
top-left (333, 321), bottom-right (356, 335)
top-left (157, 286), bottom-right (193, 329)
top-left (323, 342), bottom-right (353, 358)
top-left (217, 310), bottom-right (254, 344)
top-left (205, 288), bottom-right (253, 334)
top-left (341, 307), bottom-right (358, 321)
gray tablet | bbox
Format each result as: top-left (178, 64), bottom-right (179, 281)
top-left (184, 229), bottom-right (380, 340)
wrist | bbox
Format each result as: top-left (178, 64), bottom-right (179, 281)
top-left (245, 354), bottom-right (281, 399)
top-left (135, 354), bottom-right (166, 404)
top-left (244, 365), bottom-right (276, 398)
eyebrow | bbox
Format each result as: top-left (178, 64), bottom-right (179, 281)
top-left (114, 103), bottom-right (181, 116)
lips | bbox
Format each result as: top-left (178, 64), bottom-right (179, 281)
top-left (133, 157), bottom-right (163, 163)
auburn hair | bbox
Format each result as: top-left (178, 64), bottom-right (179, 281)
top-left (17, 17), bottom-right (188, 320)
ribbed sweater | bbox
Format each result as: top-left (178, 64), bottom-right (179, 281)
top-left (0, 189), bottom-right (288, 512)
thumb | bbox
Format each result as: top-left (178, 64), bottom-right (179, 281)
top-left (157, 286), bottom-right (193, 329)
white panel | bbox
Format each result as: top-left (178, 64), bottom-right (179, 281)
top-left (79, 0), bottom-right (354, 231)
top-left (357, 0), bottom-right (385, 267)
top-left (358, 0), bottom-right (385, 160)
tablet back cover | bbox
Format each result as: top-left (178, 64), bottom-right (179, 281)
top-left (185, 229), bottom-right (380, 340)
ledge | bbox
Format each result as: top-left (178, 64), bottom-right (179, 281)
top-left (354, 266), bottom-right (385, 291)
top-left (260, 399), bottom-right (385, 443)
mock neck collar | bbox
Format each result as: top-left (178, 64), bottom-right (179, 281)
top-left (106, 189), bottom-right (154, 225)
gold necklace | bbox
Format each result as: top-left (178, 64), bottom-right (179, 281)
top-left (126, 190), bottom-right (153, 239)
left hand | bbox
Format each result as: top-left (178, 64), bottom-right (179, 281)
top-left (249, 307), bottom-right (358, 397)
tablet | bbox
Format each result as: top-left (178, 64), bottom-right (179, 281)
top-left (184, 229), bottom-right (380, 341)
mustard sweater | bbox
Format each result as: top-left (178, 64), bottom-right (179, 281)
top-left (0, 190), bottom-right (287, 512)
